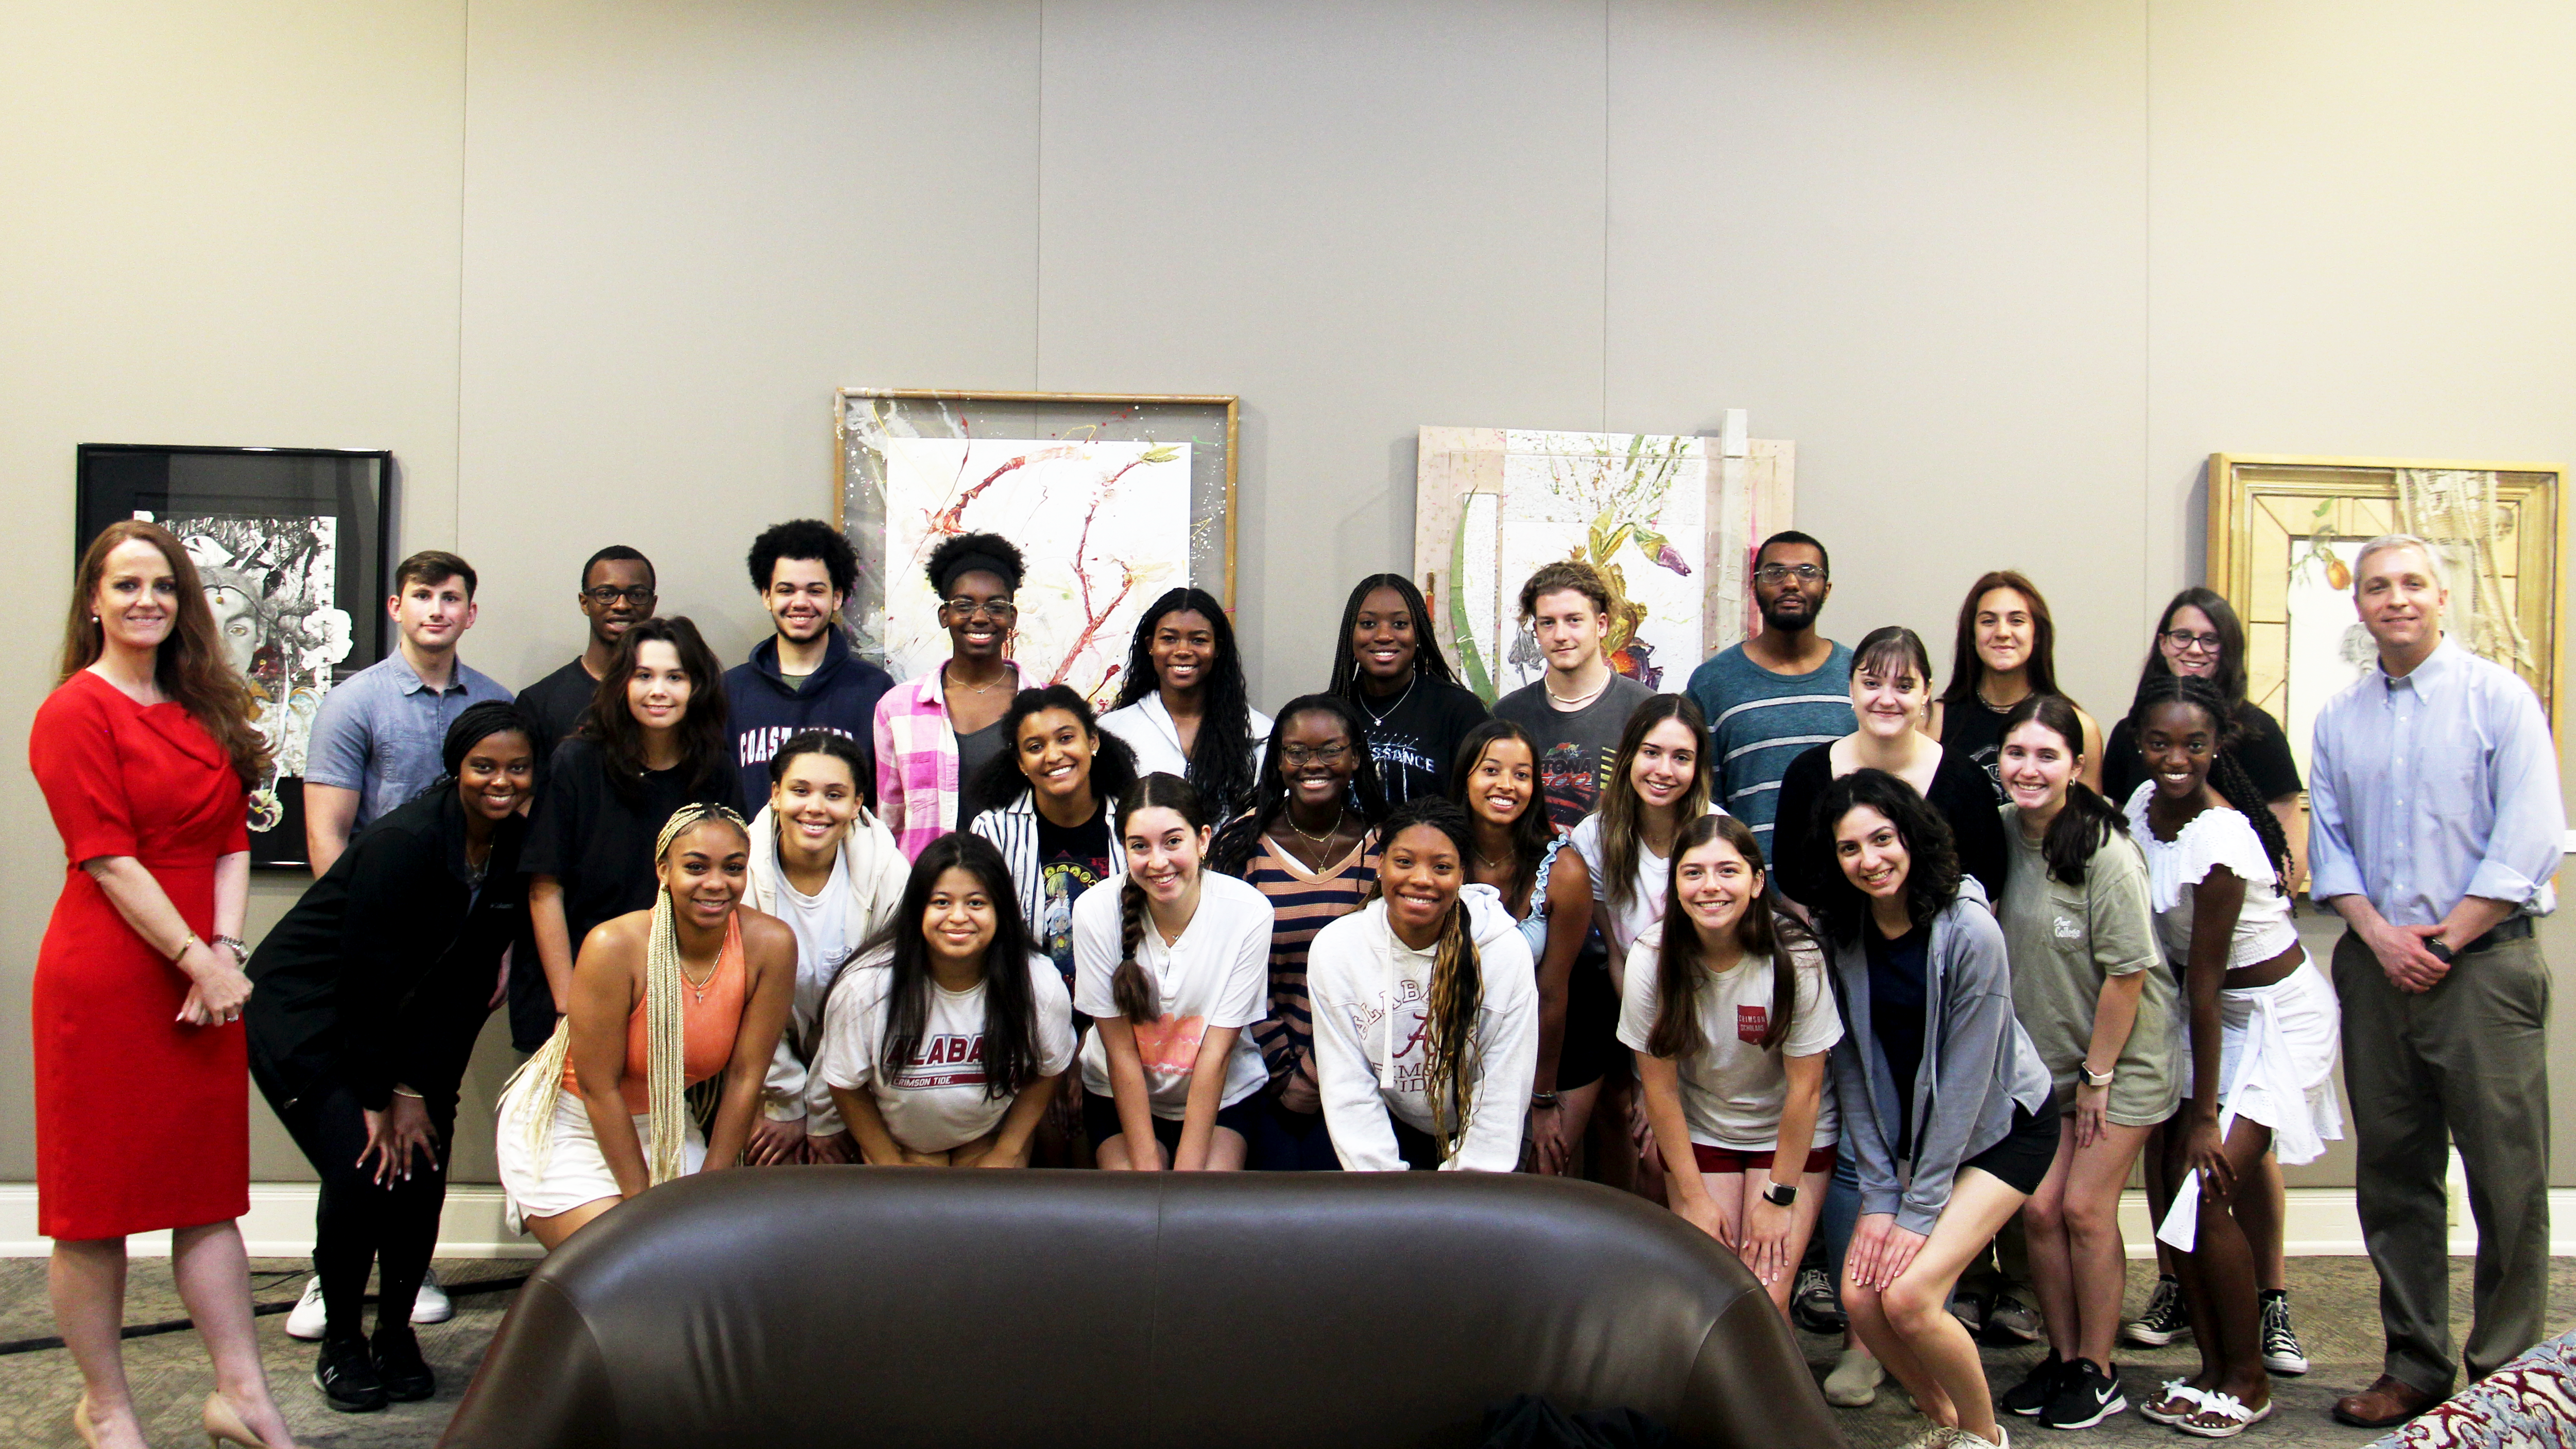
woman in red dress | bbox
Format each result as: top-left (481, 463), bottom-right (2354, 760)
top-left (33, 521), bottom-right (298, 1449)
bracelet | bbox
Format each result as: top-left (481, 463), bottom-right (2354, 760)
top-left (1530, 1090), bottom-right (1560, 1109)
top-left (390, 1087), bottom-right (425, 1100)
top-left (169, 931), bottom-right (201, 963)
top-left (214, 934), bottom-right (249, 964)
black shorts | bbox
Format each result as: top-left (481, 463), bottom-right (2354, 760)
top-left (1554, 954), bottom-right (1617, 1093)
top-left (1962, 1103), bottom-right (2059, 1196)
top-left (1081, 1090), bottom-right (1262, 1155)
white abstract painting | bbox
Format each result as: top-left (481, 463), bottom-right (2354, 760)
top-left (879, 437), bottom-right (1191, 707)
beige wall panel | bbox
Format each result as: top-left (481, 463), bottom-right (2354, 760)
top-left (0, 1), bottom-right (469, 1180)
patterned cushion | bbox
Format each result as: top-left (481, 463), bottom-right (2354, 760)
top-left (2373, 1331), bottom-right (2576, 1449)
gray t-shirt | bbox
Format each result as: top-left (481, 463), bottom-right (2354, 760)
top-left (1493, 673), bottom-right (1657, 832)
top-left (1996, 805), bottom-right (2178, 1128)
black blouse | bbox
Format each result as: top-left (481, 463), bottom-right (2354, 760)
top-left (1769, 743), bottom-right (2012, 909)
top-left (2102, 699), bottom-right (2303, 810)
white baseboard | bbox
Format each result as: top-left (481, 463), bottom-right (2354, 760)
top-left (0, 1184), bottom-right (541, 1258)
top-left (0, 1181), bottom-right (2565, 1260)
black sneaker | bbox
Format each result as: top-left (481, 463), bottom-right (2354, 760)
top-left (1983, 1292), bottom-right (2043, 1345)
top-left (2122, 1274), bottom-right (2190, 1348)
top-left (2260, 1291), bottom-right (2309, 1375)
top-left (1792, 1264), bottom-right (1847, 1335)
top-left (2039, 1357), bottom-right (2128, 1429)
top-left (372, 1323), bottom-right (436, 1403)
top-left (314, 1331), bottom-right (388, 1413)
top-left (2001, 1351), bottom-right (2067, 1417)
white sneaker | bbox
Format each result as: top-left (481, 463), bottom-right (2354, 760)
top-left (1826, 1344), bottom-right (1886, 1407)
top-left (410, 1269), bottom-right (452, 1325)
top-left (283, 1275), bottom-right (327, 1341)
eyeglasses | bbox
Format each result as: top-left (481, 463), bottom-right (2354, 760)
top-left (1280, 743), bottom-right (1352, 766)
top-left (944, 598), bottom-right (1018, 620)
top-left (1755, 564), bottom-right (1827, 584)
top-left (583, 585), bottom-right (655, 607)
top-left (2160, 629), bottom-right (2223, 654)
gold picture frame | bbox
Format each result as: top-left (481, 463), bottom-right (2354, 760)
top-left (2207, 453), bottom-right (2565, 782)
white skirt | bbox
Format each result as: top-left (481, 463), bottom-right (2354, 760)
top-left (495, 1082), bottom-right (707, 1235)
top-left (2177, 951), bottom-right (2346, 1166)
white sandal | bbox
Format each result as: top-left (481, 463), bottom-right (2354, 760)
top-left (2176, 1390), bottom-right (2273, 1439)
top-left (2138, 1380), bottom-right (2206, 1426)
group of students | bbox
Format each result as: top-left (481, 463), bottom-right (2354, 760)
top-left (31, 516), bottom-right (2558, 1449)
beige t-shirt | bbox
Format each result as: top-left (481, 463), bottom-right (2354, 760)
top-left (1996, 806), bottom-right (2179, 1128)
top-left (1616, 935), bottom-right (1842, 1151)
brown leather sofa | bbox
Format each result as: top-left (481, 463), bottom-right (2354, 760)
top-left (438, 1168), bottom-right (1845, 1448)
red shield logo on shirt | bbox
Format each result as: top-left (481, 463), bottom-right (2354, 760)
top-left (1737, 1005), bottom-right (1768, 1045)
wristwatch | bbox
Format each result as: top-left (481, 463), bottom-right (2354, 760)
top-left (2081, 1063), bottom-right (2115, 1089)
top-left (1760, 1179), bottom-right (1798, 1207)
top-left (2426, 936), bottom-right (2458, 964)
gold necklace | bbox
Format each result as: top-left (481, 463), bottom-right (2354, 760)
top-left (1284, 807), bottom-right (1348, 850)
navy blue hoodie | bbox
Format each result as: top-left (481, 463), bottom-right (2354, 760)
top-left (724, 629), bottom-right (895, 811)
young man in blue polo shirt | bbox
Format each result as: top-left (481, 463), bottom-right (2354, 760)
top-left (726, 520), bottom-right (895, 810)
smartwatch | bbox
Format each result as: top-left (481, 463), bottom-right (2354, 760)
top-left (1760, 1179), bottom-right (1798, 1208)
top-left (2081, 1063), bottom-right (2115, 1089)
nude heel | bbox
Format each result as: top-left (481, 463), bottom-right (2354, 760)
top-left (202, 1391), bottom-right (273, 1448)
top-left (71, 1396), bottom-right (101, 1447)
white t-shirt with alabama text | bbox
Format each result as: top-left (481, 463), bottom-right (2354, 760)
top-left (816, 949), bottom-right (1077, 1152)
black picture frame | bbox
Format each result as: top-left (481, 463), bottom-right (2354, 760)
top-left (75, 444), bottom-right (394, 870)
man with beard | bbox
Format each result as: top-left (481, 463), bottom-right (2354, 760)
top-left (1684, 531), bottom-right (1854, 865)
top-left (725, 520), bottom-right (894, 810)
top-left (518, 545), bottom-right (658, 756)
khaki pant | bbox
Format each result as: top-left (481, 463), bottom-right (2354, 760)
top-left (2333, 929), bottom-right (2553, 1392)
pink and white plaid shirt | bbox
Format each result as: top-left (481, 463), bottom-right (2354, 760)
top-left (872, 663), bottom-right (1023, 861)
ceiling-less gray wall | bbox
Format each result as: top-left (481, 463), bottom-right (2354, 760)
top-left (5, 0), bottom-right (2571, 1186)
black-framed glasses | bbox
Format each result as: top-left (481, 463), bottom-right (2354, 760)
top-left (944, 598), bottom-right (1018, 620)
top-left (1755, 564), bottom-right (1827, 584)
top-left (2160, 628), bottom-right (2222, 654)
top-left (583, 585), bottom-right (655, 606)
top-left (1280, 743), bottom-right (1352, 766)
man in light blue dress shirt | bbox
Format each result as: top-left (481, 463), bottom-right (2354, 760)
top-left (2309, 534), bottom-right (2564, 1427)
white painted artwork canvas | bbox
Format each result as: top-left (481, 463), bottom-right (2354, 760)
top-left (1445, 431), bottom-right (1708, 696)
top-left (878, 437), bottom-right (1192, 706)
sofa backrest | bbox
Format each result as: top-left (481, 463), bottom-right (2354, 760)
top-left (438, 1168), bottom-right (1844, 1449)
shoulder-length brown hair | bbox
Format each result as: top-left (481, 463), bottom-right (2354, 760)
top-left (60, 521), bottom-right (270, 788)
top-left (577, 616), bottom-right (728, 798)
top-left (1939, 569), bottom-right (2068, 721)
top-left (1596, 693), bottom-right (1713, 917)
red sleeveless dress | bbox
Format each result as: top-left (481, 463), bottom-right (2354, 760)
top-left (29, 671), bottom-right (251, 1239)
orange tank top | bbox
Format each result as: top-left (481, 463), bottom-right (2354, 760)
top-left (566, 910), bottom-right (749, 1114)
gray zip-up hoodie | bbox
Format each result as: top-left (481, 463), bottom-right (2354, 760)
top-left (1825, 877), bottom-right (2053, 1235)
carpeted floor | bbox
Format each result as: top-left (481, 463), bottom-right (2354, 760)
top-left (0, 1255), bottom-right (2567, 1446)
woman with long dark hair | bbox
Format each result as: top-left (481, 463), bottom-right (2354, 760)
top-left (1928, 570), bottom-right (2104, 796)
top-left (246, 703), bottom-right (537, 1410)
top-left (1099, 587), bottom-right (1270, 821)
top-left (1327, 573), bottom-right (1488, 806)
top-left (1816, 770), bottom-right (2056, 1449)
top-left (1209, 694), bottom-right (1390, 1169)
top-left (525, 617), bottom-right (743, 1026)
top-left (1452, 720), bottom-right (1599, 1175)
top-left (34, 520), bottom-right (298, 1449)
top-left (969, 685), bottom-right (1141, 990)
top-left (2108, 589), bottom-right (2312, 1371)
top-left (2126, 677), bottom-right (2340, 1438)
top-left (1988, 695), bottom-right (2174, 1430)
top-left (1307, 797), bottom-right (1538, 1170)
top-left (1627, 814), bottom-right (1840, 1318)
top-left (497, 805), bottom-right (796, 1249)
top-left (816, 832), bottom-right (1077, 1165)
top-left (740, 731), bottom-right (909, 1167)
top-left (1074, 774), bottom-right (1274, 1171)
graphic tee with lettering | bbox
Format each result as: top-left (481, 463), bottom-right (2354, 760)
top-left (1034, 805), bottom-right (1116, 983)
top-left (1354, 678), bottom-right (1490, 807)
top-left (1072, 872), bottom-right (1274, 1116)
top-left (1493, 673), bottom-right (1657, 830)
top-left (815, 949), bottom-right (1076, 1153)
top-left (1617, 935), bottom-right (1842, 1150)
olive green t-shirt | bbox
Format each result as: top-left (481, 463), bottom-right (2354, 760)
top-left (1997, 805), bottom-right (2179, 1129)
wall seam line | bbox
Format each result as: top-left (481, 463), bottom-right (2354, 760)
top-left (1033, 0), bottom-right (1045, 391)
top-left (453, 0), bottom-right (473, 551)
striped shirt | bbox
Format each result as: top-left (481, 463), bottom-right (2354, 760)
top-left (1238, 829), bottom-right (1380, 1100)
top-left (1685, 640), bottom-right (1856, 850)
top-left (870, 663), bottom-right (1024, 861)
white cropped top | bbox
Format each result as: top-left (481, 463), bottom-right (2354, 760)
top-left (2123, 783), bottom-right (2299, 970)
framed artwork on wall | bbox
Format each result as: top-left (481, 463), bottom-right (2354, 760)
top-left (2208, 453), bottom-right (2564, 784)
top-left (835, 389), bottom-right (1237, 708)
top-left (76, 444), bottom-right (394, 869)
top-left (1414, 416), bottom-right (1794, 704)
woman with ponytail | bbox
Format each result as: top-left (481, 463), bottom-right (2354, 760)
top-left (1624, 814), bottom-right (1842, 1318)
top-left (1987, 695), bottom-right (2173, 1430)
top-left (1307, 797), bottom-right (1538, 1170)
top-left (1072, 774), bottom-right (1275, 1170)
top-left (2124, 676), bottom-right (2340, 1438)
top-left (815, 833), bottom-right (1077, 1166)
top-left (495, 805), bottom-right (796, 1251)
top-left (740, 731), bottom-right (910, 1167)
top-left (245, 702), bottom-right (537, 1409)
top-left (1099, 587), bottom-right (1272, 822)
